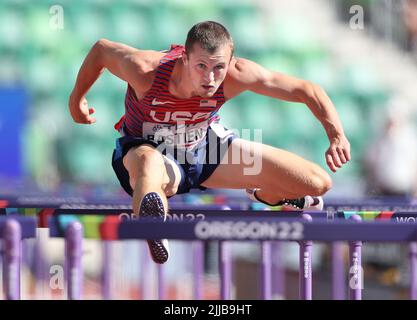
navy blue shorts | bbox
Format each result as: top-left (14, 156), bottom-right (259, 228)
top-left (111, 124), bottom-right (236, 196)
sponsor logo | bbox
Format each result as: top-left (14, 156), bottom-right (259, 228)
top-left (152, 98), bottom-right (174, 105)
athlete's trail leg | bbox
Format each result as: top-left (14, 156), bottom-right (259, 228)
top-left (201, 139), bottom-right (332, 204)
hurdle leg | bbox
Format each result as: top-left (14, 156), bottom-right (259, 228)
top-left (409, 242), bottom-right (417, 300)
top-left (299, 240), bottom-right (313, 300)
top-left (331, 242), bottom-right (346, 300)
top-left (348, 215), bottom-right (362, 300)
top-left (34, 228), bottom-right (51, 299)
top-left (260, 241), bottom-right (272, 300)
top-left (2, 219), bottom-right (21, 300)
top-left (102, 241), bottom-right (111, 299)
top-left (65, 221), bottom-right (83, 300)
top-left (348, 240), bottom-right (362, 300)
top-left (219, 206), bottom-right (232, 300)
top-left (157, 264), bottom-right (165, 300)
top-left (193, 241), bottom-right (204, 300)
top-left (20, 238), bottom-right (28, 299)
top-left (219, 241), bottom-right (232, 300)
top-left (140, 242), bottom-right (154, 299)
top-left (299, 213), bottom-right (312, 300)
top-left (272, 242), bottom-right (285, 299)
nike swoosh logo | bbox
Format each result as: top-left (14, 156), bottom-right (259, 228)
top-left (152, 98), bottom-right (174, 105)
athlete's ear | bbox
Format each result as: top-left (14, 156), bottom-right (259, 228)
top-left (182, 52), bottom-right (188, 65)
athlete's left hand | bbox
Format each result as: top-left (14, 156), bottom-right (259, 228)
top-left (325, 134), bottom-right (351, 172)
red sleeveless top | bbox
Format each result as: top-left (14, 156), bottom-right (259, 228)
top-left (114, 44), bottom-right (227, 149)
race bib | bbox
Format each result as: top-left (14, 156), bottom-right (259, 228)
top-left (142, 121), bottom-right (209, 149)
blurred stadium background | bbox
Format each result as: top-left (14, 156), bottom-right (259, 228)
top-left (1, 0), bottom-right (417, 300)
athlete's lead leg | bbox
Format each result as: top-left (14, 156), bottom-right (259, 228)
top-left (123, 144), bottom-right (181, 263)
top-left (123, 144), bottom-right (180, 215)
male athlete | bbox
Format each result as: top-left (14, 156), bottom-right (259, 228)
top-left (69, 21), bottom-right (350, 264)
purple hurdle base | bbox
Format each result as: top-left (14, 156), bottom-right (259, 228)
top-left (348, 215), bottom-right (363, 300)
top-left (298, 214), bottom-right (313, 300)
top-left (65, 221), bottom-right (83, 300)
top-left (3, 219), bottom-right (21, 300)
top-left (102, 241), bottom-right (111, 299)
top-left (332, 242), bottom-right (346, 300)
top-left (219, 241), bottom-right (232, 299)
top-left (141, 243), bottom-right (153, 299)
top-left (260, 241), bottom-right (272, 300)
top-left (193, 241), bottom-right (204, 300)
top-left (272, 242), bottom-right (285, 299)
top-left (218, 206), bottom-right (232, 300)
top-left (409, 242), bottom-right (417, 300)
top-left (157, 264), bottom-right (165, 300)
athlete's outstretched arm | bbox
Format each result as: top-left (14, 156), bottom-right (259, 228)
top-left (69, 39), bottom-right (152, 124)
top-left (225, 57), bottom-right (350, 172)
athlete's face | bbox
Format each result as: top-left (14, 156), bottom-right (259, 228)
top-left (183, 43), bottom-right (232, 98)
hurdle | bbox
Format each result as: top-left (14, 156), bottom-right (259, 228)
top-left (47, 210), bottom-right (414, 299)
top-left (48, 213), bottom-right (417, 300)
top-left (4, 198), bottom-right (417, 300)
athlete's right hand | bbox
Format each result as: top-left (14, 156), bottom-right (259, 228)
top-left (69, 94), bottom-right (97, 124)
